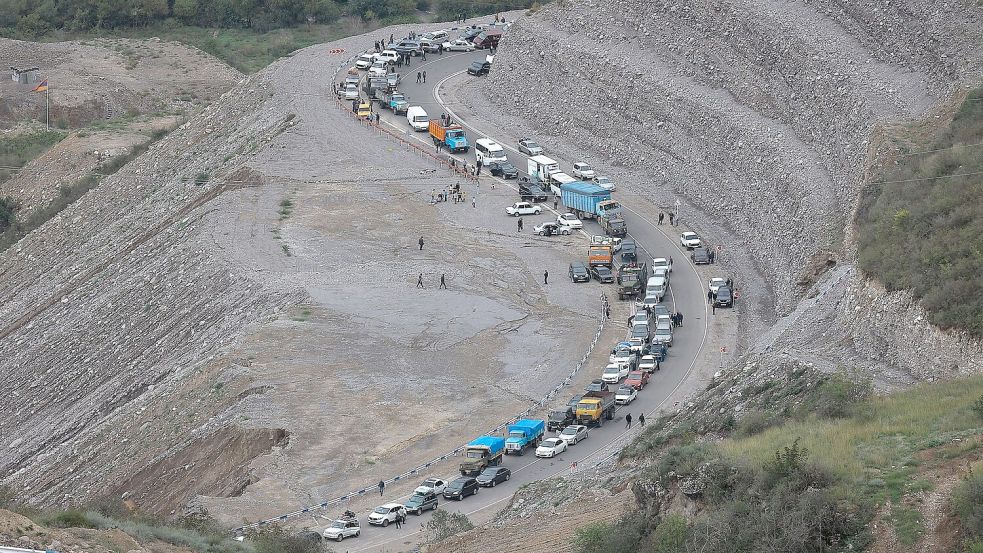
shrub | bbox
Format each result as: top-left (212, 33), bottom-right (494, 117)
top-left (423, 509), bottom-right (474, 543)
top-left (972, 395), bottom-right (983, 420)
top-left (41, 509), bottom-right (97, 529)
top-left (735, 410), bottom-right (776, 437)
top-left (648, 514), bottom-right (689, 553)
top-left (574, 513), bottom-right (646, 553)
top-left (953, 468), bottom-right (983, 538)
top-left (807, 372), bottom-right (872, 419)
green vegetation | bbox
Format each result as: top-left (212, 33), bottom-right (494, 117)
top-left (856, 87), bottom-right (983, 337)
top-left (0, 129), bottom-right (65, 183)
top-left (0, 0), bottom-right (533, 73)
top-left (0, 128), bottom-right (167, 252)
top-left (595, 372), bottom-right (983, 553)
top-left (423, 509), bottom-right (474, 543)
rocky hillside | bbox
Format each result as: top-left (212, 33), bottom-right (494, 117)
top-left (474, 0), bottom-right (983, 381)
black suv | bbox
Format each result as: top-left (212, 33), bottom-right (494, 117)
top-left (620, 239), bottom-right (637, 263)
top-left (444, 477), bottom-right (479, 500)
top-left (589, 264), bottom-right (614, 283)
top-left (714, 286), bottom-right (733, 307)
top-left (691, 247), bottom-right (711, 264)
top-left (467, 61), bottom-right (491, 76)
top-left (519, 182), bottom-right (549, 202)
top-left (569, 261), bottom-right (590, 282)
top-left (489, 160), bottom-right (518, 178)
top-left (585, 379), bottom-right (609, 393)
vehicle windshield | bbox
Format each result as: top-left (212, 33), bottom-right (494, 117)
top-left (447, 481), bottom-right (464, 490)
top-left (509, 430), bottom-right (525, 438)
top-left (406, 495), bottom-right (422, 505)
top-left (577, 401), bottom-right (594, 411)
top-left (543, 439), bottom-right (560, 447)
top-left (465, 450), bottom-right (484, 459)
top-left (373, 507), bottom-right (389, 514)
top-left (422, 479), bottom-right (438, 486)
top-left (330, 521), bottom-right (346, 529)
top-left (549, 410), bottom-right (569, 420)
top-left (684, 233), bottom-right (698, 240)
top-left (596, 267), bottom-right (611, 276)
top-left (656, 328), bottom-right (671, 336)
top-left (579, 164), bottom-right (592, 171)
top-left (447, 130), bottom-right (465, 138)
top-left (560, 428), bottom-right (575, 436)
top-left (603, 367), bottom-right (619, 374)
top-left (479, 468), bottom-right (498, 477)
top-left (618, 387), bottom-right (633, 394)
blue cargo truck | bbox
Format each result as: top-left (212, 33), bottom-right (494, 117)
top-left (460, 436), bottom-right (506, 475)
top-left (504, 419), bottom-right (546, 456)
top-left (560, 181), bottom-right (627, 236)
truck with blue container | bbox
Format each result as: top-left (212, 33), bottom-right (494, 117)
top-left (429, 120), bottom-right (469, 153)
top-left (504, 419), bottom-right (546, 456)
top-left (459, 436), bottom-right (506, 476)
top-left (560, 181), bottom-right (627, 236)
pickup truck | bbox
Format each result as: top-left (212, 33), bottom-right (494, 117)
top-left (505, 419), bottom-right (545, 456)
top-left (428, 120), bottom-right (469, 153)
top-left (547, 407), bottom-right (575, 431)
top-left (576, 390), bottom-right (616, 427)
top-left (460, 436), bottom-right (506, 476)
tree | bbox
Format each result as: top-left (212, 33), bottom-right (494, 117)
top-left (172, 0), bottom-right (198, 22)
top-left (17, 13), bottom-right (52, 38)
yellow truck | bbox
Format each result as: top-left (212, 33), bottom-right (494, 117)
top-left (576, 390), bottom-right (616, 427)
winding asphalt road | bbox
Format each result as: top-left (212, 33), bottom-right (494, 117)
top-left (333, 49), bottom-right (709, 552)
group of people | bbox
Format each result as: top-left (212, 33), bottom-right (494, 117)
top-left (431, 183), bottom-right (470, 206)
top-left (657, 211), bottom-right (677, 226)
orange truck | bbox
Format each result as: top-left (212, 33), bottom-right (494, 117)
top-left (428, 120), bottom-right (470, 153)
top-left (588, 244), bottom-right (614, 267)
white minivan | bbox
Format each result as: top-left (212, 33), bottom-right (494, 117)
top-left (646, 275), bottom-right (667, 300)
top-left (475, 138), bottom-right (507, 166)
top-left (406, 106), bottom-right (429, 131)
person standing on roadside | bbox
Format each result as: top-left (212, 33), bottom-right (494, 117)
top-left (639, 413), bottom-right (646, 426)
top-left (677, 312), bottom-right (684, 327)
top-left (658, 212), bottom-right (664, 225)
top-left (544, 270), bottom-right (549, 284)
top-left (625, 413), bottom-right (632, 428)
top-left (423, 70), bottom-right (427, 83)
top-left (668, 212), bottom-right (675, 225)
top-left (517, 218), bottom-right (523, 232)
top-left (419, 236), bottom-right (425, 250)
top-left (378, 480), bottom-right (386, 496)
top-left (416, 71), bottom-right (422, 83)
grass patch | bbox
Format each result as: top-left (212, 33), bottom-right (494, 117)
top-left (718, 374), bottom-right (983, 484)
top-left (0, 130), bottom-right (65, 184)
top-left (856, 87), bottom-right (983, 337)
top-left (889, 505), bottom-right (925, 546)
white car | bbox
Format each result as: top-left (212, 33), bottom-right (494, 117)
top-left (595, 176), bottom-right (616, 191)
top-left (442, 39), bottom-right (475, 51)
top-left (557, 212), bottom-right (583, 229)
top-left (652, 257), bottom-right (673, 273)
top-left (506, 202), bottom-right (542, 216)
top-left (323, 518), bottom-right (360, 541)
top-left (558, 424), bottom-right (589, 445)
top-left (652, 267), bottom-right (670, 284)
top-left (610, 348), bottom-right (633, 368)
top-left (615, 385), bottom-right (638, 405)
top-left (638, 355), bottom-right (658, 373)
top-left (424, 30), bottom-right (449, 42)
top-left (572, 162), bottom-right (596, 180)
top-left (355, 53), bottom-right (377, 69)
top-left (709, 278), bottom-right (727, 294)
top-left (533, 222), bottom-right (571, 236)
top-left (680, 232), bottom-right (702, 249)
top-left (414, 477), bottom-right (446, 495)
top-left (343, 83), bottom-right (359, 100)
top-left (602, 363), bottom-right (629, 384)
top-left (535, 437), bottom-right (568, 458)
top-left (641, 294), bottom-right (662, 309)
top-left (653, 322), bottom-right (673, 347)
top-left (376, 50), bottom-right (399, 64)
top-left (368, 61), bottom-right (388, 76)
top-left (367, 503), bottom-right (407, 526)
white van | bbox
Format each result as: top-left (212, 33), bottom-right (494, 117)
top-left (475, 138), bottom-right (507, 166)
top-left (406, 106), bottom-right (429, 131)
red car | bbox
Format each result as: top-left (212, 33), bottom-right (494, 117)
top-left (625, 370), bottom-right (649, 390)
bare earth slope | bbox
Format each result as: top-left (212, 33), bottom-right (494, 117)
top-left (465, 0), bottom-right (983, 382)
top-left (1, 23), bottom-right (602, 524)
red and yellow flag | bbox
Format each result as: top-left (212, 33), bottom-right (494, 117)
top-left (32, 79), bottom-right (48, 92)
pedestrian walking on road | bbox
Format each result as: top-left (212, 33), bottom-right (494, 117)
top-left (544, 270), bottom-right (549, 285)
top-left (625, 413), bottom-right (632, 428)
top-left (422, 70), bottom-right (427, 83)
top-left (727, 277), bottom-right (733, 289)
top-left (390, 33), bottom-right (394, 43)
top-left (422, 51), bottom-right (427, 61)
top-left (439, 274), bottom-right (447, 289)
top-left (668, 212), bottom-right (675, 225)
top-left (709, 249), bottom-right (716, 263)
top-left (416, 71), bottom-right (422, 83)
top-left (417, 273), bottom-right (424, 288)
top-left (517, 218), bottom-right (523, 232)
top-left (378, 480), bottom-right (386, 496)
top-left (352, 100), bottom-right (357, 113)
top-left (472, 197), bottom-right (476, 208)
top-left (395, 515), bottom-right (402, 529)
top-left (606, 305), bottom-right (611, 319)
top-left (554, 198), bottom-right (559, 210)
top-left (476, 163), bottom-right (481, 176)
top-left (658, 212), bottom-right (664, 225)
top-left (712, 302), bottom-right (716, 314)
top-left (419, 236), bottom-right (425, 250)
top-left (639, 413), bottom-right (646, 426)
top-left (677, 312), bottom-right (684, 326)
